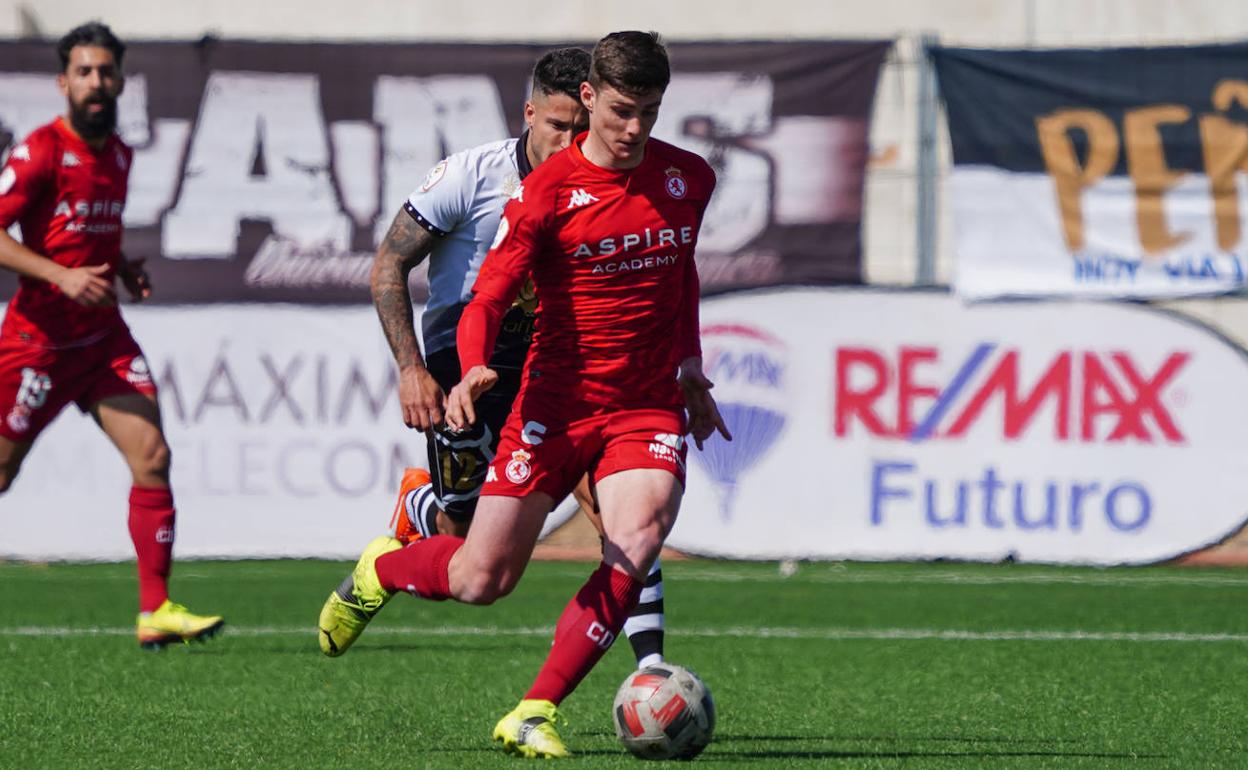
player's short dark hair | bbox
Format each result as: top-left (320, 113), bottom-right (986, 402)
top-left (57, 21), bottom-right (126, 71)
top-left (589, 31), bottom-right (670, 97)
top-left (531, 47), bottom-right (591, 102)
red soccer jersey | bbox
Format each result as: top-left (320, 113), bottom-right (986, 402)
top-left (459, 134), bottom-right (716, 413)
top-left (0, 117), bottom-right (131, 347)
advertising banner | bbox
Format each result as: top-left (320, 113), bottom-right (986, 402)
top-left (933, 43), bottom-right (1248, 299)
top-left (0, 39), bottom-right (888, 302)
top-left (6, 290), bottom-right (1243, 564)
top-left (668, 288), bottom-right (1248, 564)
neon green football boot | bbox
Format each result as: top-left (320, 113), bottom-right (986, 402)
top-left (318, 536), bottom-right (402, 657)
top-left (492, 699), bottom-right (570, 758)
top-left (136, 600), bottom-right (225, 650)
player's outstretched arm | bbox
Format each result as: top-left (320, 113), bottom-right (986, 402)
top-left (678, 357), bottom-right (732, 450)
top-left (371, 207), bottom-right (444, 431)
top-left (0, 229), bottom-right (114, 306)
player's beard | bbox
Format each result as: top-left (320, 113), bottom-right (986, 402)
top-left (69, 93), bottom-right (118, 141)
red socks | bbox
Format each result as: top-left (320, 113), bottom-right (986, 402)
top-left (374, 535), bottom-right (465, 600)
top-left (128, 486), bottom-right (175, 613)
top-left (525, 562), bottom-right (642, 704)
top-left (374, 544), bottom-right (642, 705)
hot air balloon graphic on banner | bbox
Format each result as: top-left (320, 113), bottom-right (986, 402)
top-left (692, 324), bottom-right (789, 520)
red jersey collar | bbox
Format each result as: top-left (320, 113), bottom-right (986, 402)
top-left (569, 131), bottom-right (652, 178)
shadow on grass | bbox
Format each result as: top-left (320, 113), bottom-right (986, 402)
top-left (577, 731), bottom-right (1164, 761)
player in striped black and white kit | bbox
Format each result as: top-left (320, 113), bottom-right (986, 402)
top-left (329, 47), bottom-right (666, 668)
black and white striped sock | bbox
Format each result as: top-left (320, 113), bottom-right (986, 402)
top-left (624, 558), bottom-right (665, 668)
top-left (404, 483), bottom-right (441, 538)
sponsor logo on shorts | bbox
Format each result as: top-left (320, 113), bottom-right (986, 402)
top-left (6, 405), bottom-right (31, 434)
top-left (127, 356), bottom-right (152, 385)
top-left (155, 525), bottom-right (175, 544)
top-left (16, 367), bottom-right (51, 409)
top-left (648, 433), bottom-right (685, 468)
top-left (505, 448), bottom-right (533, 484)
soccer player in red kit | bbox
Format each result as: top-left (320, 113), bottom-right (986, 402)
top-left (0, 23), bottom-right (223, 648)
top-left (318, 31), bottom-right (729, 757)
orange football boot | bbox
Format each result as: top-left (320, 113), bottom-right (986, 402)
top-left (388, 467), bottom-right (433, 545)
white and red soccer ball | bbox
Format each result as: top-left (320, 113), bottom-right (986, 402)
top-left (612, 662), bottom-right (715, 760)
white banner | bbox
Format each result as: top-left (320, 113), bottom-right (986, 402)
top-left (951, 167), bottom-right (1248, 299)
top-left (668, 289), bottom-right (1248, 564)
top-left (0, 305), bottom-right (574, 560)
top-left (6, 291), bottom-right (1247, 565)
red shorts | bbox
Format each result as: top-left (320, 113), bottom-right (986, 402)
top-left (0, 328), bottom-right (156, 442)
top-left (482, 405), bottom-right (688, 501)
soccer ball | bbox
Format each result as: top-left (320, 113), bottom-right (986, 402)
top-left (612, 662), bottom-right (715, 760)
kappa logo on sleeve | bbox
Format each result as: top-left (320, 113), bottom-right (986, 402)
top-left (567, 188), bottom-right (599, 209)
top-left (0, 167), bottom-right (14, 195)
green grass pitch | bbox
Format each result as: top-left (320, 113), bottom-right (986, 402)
top-left (2, 558), bottom-right (1247, 769)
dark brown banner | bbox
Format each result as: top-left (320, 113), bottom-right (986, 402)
top-left (0, 39), bottom-right (888, 303)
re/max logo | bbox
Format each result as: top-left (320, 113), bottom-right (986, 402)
top-left (833, 344), bottom-right (1190, 444)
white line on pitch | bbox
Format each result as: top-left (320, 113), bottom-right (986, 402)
top-left (4, 625), bottom-right (1248, 643)
top-left (7, 566), bottom-right (1248, 589)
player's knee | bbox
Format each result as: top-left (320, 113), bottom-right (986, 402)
top-left (456, 567), bottom-right (520, 605)
top-left (130, 436), bottom-right (171, 481)
top-left (606, 524), bottom-right (665, 579)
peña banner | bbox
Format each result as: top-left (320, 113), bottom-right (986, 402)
top-left (933, 43), bottom-right (1248, 299)
top-left (0, 39), bottom-right (888, 303)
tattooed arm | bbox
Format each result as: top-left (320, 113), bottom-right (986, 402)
top-left (371, 207), bottom-right (443, 431)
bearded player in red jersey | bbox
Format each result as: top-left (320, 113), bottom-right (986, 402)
top-left (318, 31), bottom-right (730, 757)
top-left (0, 23), bottom-right (223, 649)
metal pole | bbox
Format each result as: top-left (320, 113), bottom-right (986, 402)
top-left (915, 32), bottom-right (940, 286)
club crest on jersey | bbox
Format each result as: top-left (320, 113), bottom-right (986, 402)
top-left (420, 159), bottom-right (448, 192)
top-left (61, 151), bottom-right (81, 168)
top-left (665, 166), bottom-right (687, 199)
top-left (505, 449), bottom-right (533, 484)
